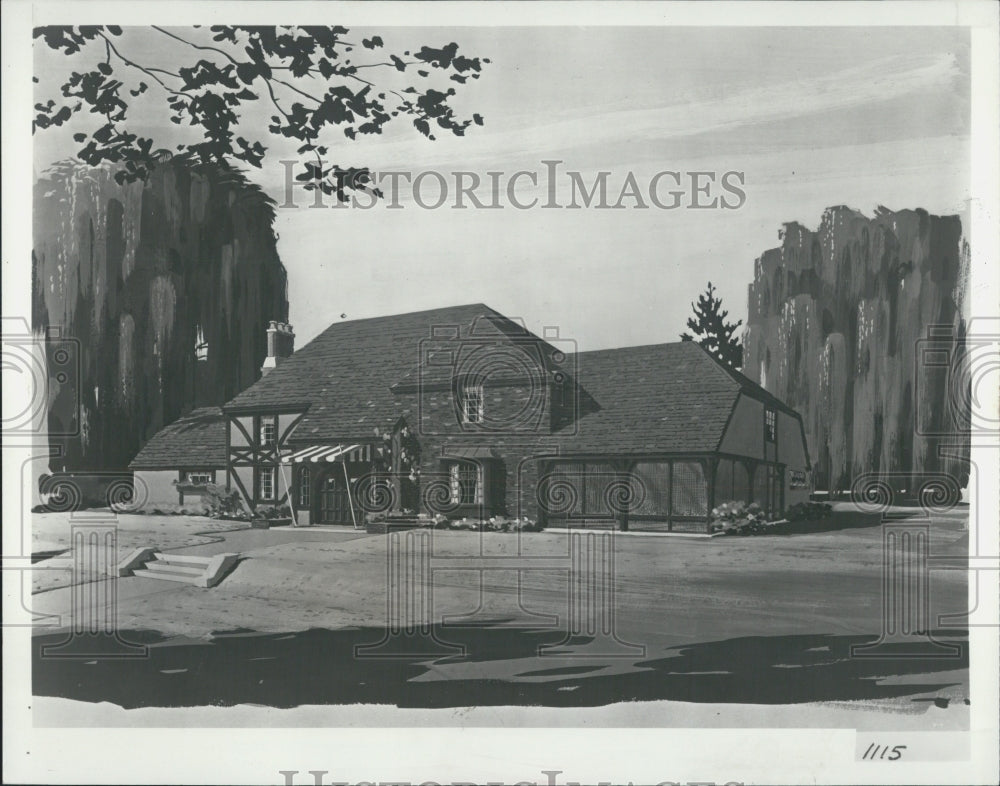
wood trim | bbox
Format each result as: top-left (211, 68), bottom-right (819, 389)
top-left (229, 416), bottom-right (254, 445)
top-left (280, 411), bottom-right (308, 445)
top-left (715, 391), bottom-right (742, 453)
top-left (223, 404), bottom-right (311, 416)
top-left (131, 464), bottom-right (224, 472)
top-left (230, 467), bottom-right (252, 506)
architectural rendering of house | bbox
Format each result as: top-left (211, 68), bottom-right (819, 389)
top-left (132, 304), bottom-right (811, 531)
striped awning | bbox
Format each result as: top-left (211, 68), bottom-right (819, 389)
top-left (281, 444), bottom-right (372, 464)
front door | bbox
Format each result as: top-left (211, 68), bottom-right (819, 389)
top-left (318, 470), bottom-right (352, 524)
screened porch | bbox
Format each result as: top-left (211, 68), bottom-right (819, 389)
top-left (539, 456), bottom-right (785, 533)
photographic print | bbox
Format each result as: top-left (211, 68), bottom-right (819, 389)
top-left (3, 2), bottom-right (998, 784)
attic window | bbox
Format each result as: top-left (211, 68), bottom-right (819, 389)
top-left (765, 408), bottom-right (777, 443)
top-left (460, 382), bottom-right (484, 424)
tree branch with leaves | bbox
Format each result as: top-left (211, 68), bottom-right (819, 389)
top-left (33, 25), bottom-right (489, 196)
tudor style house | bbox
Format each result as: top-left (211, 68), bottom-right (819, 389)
top-left (131, 304), bottom-right (811, 532)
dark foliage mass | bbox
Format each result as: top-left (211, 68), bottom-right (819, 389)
top-left (34, 26), bottom-right (488, 196)
top-left (743, 207), bottom-right (969, 492)
top-left (33, 160), bottom-right (289, 472)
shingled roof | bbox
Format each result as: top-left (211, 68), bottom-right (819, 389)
top-left (129, 407), bottom-right (227, 470)
top-left (140, 307), bottom-right (803, 467)
top-left (554, 340), bottom-right (805, 455)
top-left (223, 304), bottom-right (546, 441)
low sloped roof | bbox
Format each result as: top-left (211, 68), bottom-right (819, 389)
top-left (129, 407), bottom-right (226, 470)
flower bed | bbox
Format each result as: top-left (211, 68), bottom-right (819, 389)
top-left (710, 500), bottom-right (833, 536)
top-left (365, 512), bottom-right (543, 533)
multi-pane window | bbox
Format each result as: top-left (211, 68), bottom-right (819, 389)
top-left (449, 461), bottom-right (483, 505)
top-left (260, 415), bottom-right (277, 447)
top-left (765, 408), bottom-right (777, 443)
top-left (299, 467), bottom-right (311, 508)
top-left (259, 467), bottom-right (275, 501)
top-left (461, 382), bottom-right (484, 424)
top-left (183, 470), bottom-right (214, 485)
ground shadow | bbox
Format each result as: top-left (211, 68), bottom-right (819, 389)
top-left (32, 626), bottom-right (967, 710)
top-left (749, 507), bottom-right (968, 536)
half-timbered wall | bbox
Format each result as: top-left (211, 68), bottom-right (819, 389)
top-left (226, 409), bottom-right (306, 510)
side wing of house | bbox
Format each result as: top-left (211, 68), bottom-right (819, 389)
top-left (718, 391), bottom-right (812, 510)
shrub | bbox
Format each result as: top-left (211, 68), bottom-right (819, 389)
top-left (202, 484), bottom-right (250, 520)
top-left (784, 501), bottom-right (832, 522)
top-left (711, 500), bottom-right (769, 535)
top-left (255, 503), bottom-right (291, 520)
top-left (439, 516), bottom-right (542, 532)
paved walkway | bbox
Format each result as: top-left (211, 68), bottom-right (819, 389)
top-left (164, 525), bottom-right (372, 557)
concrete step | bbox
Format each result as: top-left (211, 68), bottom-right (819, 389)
top-left (119, 549), bottom-right (241, 588)
top-left (144, 561), bottom-right (205, 577)
top-left (132, 567), bottom-right (203, 585)
top-left (153, 552), bottom-right (212, 566)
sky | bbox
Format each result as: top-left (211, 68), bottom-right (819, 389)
top-left (33, 25), bottom-right (971, 351)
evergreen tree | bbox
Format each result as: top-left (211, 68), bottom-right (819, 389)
top-left (680, 281), bottom-right (744, 369)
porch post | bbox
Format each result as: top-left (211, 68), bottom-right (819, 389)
top-left (705, 456), bottom-right (719, 534)
top-left (537, 459), bottom-right (550, 528)
top-left (666, 460), bottom-right (673, 532)
top-left (390, 431), bottom-right (404, 513)
top-left (613, 459), bottom-right (633, 532)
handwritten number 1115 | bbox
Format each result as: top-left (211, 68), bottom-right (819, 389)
top-left (863, 744), bottom-right (907, 761)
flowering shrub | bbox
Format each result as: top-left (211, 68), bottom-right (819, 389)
top-left (710, 499), bottom-right (833, 535)
top-left (710, 500), bottom-right (768, 535)
top-left (365, 511), bottom-right (543, 532)
top-left (435, 516), bottom-right (543, 532)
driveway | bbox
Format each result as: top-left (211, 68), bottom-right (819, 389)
top-left (30, 510), bottom-right (970, 718)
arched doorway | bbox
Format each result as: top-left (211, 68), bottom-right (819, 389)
top-left (317, 468), bottom-right (352, 525)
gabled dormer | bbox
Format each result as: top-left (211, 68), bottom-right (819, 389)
top-left (390, 312), bottom-right (580, 436)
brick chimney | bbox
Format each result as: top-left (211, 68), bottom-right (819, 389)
top-left (261, 320), bottom-right (294, 376)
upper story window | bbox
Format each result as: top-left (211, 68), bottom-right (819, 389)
top-left (765, 408), bottom-right (777, 443)
top-left (461, 382), bottom-right (484, 424)
top-left (260, 415), bottom-right (277, 447)
top-left (449, 461), bottom-right (483, 505)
